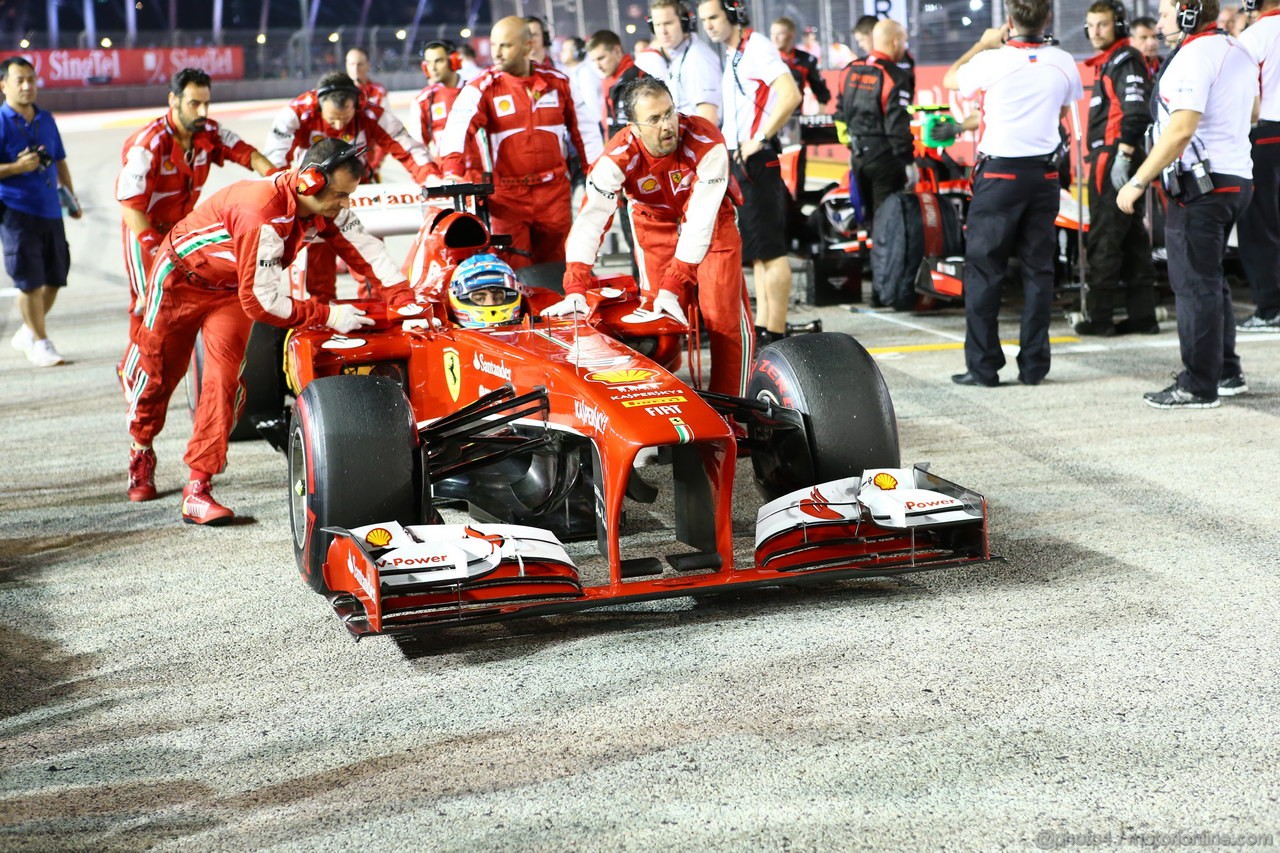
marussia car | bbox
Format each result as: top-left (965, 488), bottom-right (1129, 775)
top-left (284, 185), bottom-right (993, 638)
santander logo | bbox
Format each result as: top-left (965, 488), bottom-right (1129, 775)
top-left (799, 487), bottom-right (843, 520)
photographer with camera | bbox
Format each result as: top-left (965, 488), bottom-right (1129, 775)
top-left (0, 56), bottom-right (80, 368)
top-left (1115, 0), bottom-right (1258, 409)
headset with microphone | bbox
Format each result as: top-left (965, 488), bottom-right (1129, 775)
top-left (1176, 0), bottom-right (1205, 32)
top-left (721, 0), bottom-right (750, 27)
top-left (315, 76), bottom-right (363, 110)
top-left (525, 15), bottom-right (553, 48)
top-left (296, 141), bottom-right (368, 197)
top-left (422, 40), bottom-right (463, 75)
top-left (1082, 0), bottom-right (1131, 38)
top-left (646, 2), bottom-right (696, 34)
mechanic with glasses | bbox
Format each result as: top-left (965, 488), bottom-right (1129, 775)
top-left (545, 77), bottom-right (753, 399)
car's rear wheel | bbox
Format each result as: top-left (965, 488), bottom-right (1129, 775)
top-left (289, 375), bottom-right (421, 593)
top-left (186, 322), bottom-right (284, 442)
top-left (747, 332), bottom-right (900, 500)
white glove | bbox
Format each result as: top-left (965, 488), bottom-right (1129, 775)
top-left (402, 316), bottom-right (444, 332)
top-left (326, 303), bottom-right (375, 334)
top-left (652, 289), bottom-right (688, 325)
top-left (541, 293), bottom-right (589, 317)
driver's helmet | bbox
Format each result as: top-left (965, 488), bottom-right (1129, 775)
top-left (448, 253), bottom-right (525, 328)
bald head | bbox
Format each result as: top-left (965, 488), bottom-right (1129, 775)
top-left (491, 16), bottom-right (533, 75)
top-left (872, 19), bottom-right (907, 61)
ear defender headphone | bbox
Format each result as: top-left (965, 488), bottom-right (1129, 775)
top-left (645, 3), bottom-right (696, 34)
top-left (296, 142), bottom-right (368, 197)
top-left (315, 78), bottom-right (363, 110)
top-left (1177, 0), bottom-right (1204, 32)
top-left (1243, 0), bottom-right (1258, 11)
top-left (721, 0), bottom-right (750, 26)
top-left (1082, 0), bottom-right (1130, 39)
top-left (422, 40), bottom-right (462, 75)
top-left (526, 16), bottom-right (552, 48)
top-left (569, 37), bottom-right (587, 62)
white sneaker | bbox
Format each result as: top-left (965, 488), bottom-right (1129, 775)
top-left (10, 324), bottom-right (33, 353)
top-left (27, 338), bottom-right (65, 367)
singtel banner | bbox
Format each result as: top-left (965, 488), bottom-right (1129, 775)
top-left (25, 47), bottom-right (244, 88)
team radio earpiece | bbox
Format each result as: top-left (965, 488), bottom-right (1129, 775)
top-left (1082, 0), bottom-right (1130, 39)
top-left (721, 0), bottom-right (750, 26)
top-left (422, 40), bottom-right (462, 75)
top-left (296, 142), bottom-right (368, 197)
top-left (1176, 0), bottom-right (1204, 32)
top-left (646, 3), bottom-right (696, 34)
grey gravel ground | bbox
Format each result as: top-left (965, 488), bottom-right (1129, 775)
top-left (1, 97), bottom-right (1278, 851)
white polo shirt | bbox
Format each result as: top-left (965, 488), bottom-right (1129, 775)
top-left (956, 39), bottom-right (1083, 158)
top-left (1156, 30), bottom-right (1257, 178)
top-left (719, 28), bottom-right (791, 151)
top-left (638, 37), bottom-right (723, 118)
top-left (1238, 11), bottom-right (1280, 122)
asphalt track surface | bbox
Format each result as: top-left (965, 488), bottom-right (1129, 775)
top-left (2, 94), bottom-right (1279, 851)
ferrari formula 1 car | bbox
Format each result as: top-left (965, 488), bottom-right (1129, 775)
top-left (284, 186), bottom-right (993, 638)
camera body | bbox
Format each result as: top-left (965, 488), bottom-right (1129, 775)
top-left (34, 146), bottom-right (53, 170)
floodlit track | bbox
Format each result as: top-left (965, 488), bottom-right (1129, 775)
top-left (1, 94), bottom-right (1278, 850)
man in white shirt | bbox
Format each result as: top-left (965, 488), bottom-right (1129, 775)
top-left (1234, 0), bottom-right (1280, 331)
top-left (639, 0), bottom-right (723, 124)
top-left (698, 0), bottom-right (802, 346)
top-left (943, 0), bottom-right (1083, 387)
top-left (1116, 0), bottom-right (1259, 408)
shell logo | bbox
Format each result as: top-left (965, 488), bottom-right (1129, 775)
top-left (585, 367), bottom-right (657, 385)
top-left (638, 176), bottom-right (659, 193)
top-left (365, 527), bottom-right (393, 547)
top-left (872, 472), bottom-right (898, 490)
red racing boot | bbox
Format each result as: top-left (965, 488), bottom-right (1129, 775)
top-left (181, 479), bottom-right (235, 525)
top-left (127, 447), bottom-right (157, 502)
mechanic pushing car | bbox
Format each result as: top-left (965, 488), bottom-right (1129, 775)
top-left (124, 138), bottom-right (416, 524)
top-left (116, 68), bottom-right (275, 371)
top-left (263, 71), bottom-right (433, 300)
top-left (437, 16), bottom-right (599, 270)
top-left (545, 76), bottom-right (753, 398)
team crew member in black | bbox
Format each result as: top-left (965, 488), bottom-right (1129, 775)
top-left (837, 18), bottom-right (915, 229)
top-left (1116, 0), bottom-right (1258, 409)
top-left (1131, 15), bottom-right (1164, 73)
top-left (771, 17), bottom-right (832, 107)
top-left (1077, 0), bottom-right (1160, 336)
top-left (1235, 0), bottom-right (1280, 331)
top-left (944, 0), bottom-right (1084, 387)
top-left (588, 30), bottom-right (648, 139)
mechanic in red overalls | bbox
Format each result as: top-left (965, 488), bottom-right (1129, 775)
top-left (545, 77), bottom-right (753, 397)
top-left (263, 72), bottom-right (434, 299)
top-left (345, 47), bottom-right (390, 179)
top-left (124, 139), bottom-right (415, 524)
top-left (1076, 0), bottom-right (1159, 336)
top-left (116, 68), bottom-right (275, 350)
top-left (437, 16), bottom-right (594, 269)
top-left (415, 40), bottom-right (485, 184)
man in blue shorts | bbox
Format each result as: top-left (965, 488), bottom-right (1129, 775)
top-left (0, 56), bottom-right (81, 367)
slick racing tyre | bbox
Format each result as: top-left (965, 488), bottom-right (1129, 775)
top-left (289, 375), bottom-right (421, 594)
top-left (185, 322), bottom-right (284, 442)
top-left (747, 332), bottom-right (900, 500)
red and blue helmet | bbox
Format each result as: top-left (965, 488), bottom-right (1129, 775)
top-left (448, 253), bottom-right (525, 328)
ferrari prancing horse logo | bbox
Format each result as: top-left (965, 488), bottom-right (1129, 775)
top-left (443, 347), bottom-right (461, 402)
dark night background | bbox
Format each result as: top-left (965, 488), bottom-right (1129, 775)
top-left (0, 1), bottom-right (490, 32)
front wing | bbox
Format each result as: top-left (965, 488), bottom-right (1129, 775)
top-left (320, 466), bottom-right (992, 638)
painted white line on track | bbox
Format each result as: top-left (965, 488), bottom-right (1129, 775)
top-left (851, 307), bottom-right (967, 343)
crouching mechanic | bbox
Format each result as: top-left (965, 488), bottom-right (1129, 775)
top-left (545, 77), bottom-right (752, 397)
top-left (124, 139), bottom-right (415, 524)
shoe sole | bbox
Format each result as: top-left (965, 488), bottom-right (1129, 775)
top-left (128, 490), bottom-right (158, 502)
top-left (1143, 398), bottom-right (1221, 409)
top-left (183, 514), bottom-right (235, 526)
top-left (1217, 385), bottom-right (1249, 397)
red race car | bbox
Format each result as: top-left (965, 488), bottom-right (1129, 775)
top-left (284, 185), bottom-right (993, 638)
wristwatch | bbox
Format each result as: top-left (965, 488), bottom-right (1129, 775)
top-left (1127, 177), bottom-right (1147, 190)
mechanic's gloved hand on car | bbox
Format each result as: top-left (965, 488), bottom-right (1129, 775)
top-left (326, 303), bottom-right (376, 334)
top-left (651, 289), bottom-right (688, 325)
top-left (541, 293), bottom-right (589, 317)
top-left (1110, 152), bottom-right (1133, 193)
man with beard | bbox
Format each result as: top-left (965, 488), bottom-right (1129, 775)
top-left (439, 17), bottom-right (595, 268)
top-left (116, 68), bottom-right (274, 363)
top-left (545, 78), bottom-right (752, 398)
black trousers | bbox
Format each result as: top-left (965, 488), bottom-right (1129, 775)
top-left (1236, 122), bottom-right (1280, 319)
top-left (851, 151), bottom-right (906, 232)
top-left (1086, 149), bottom-right (1158, 322)
top-left (1164, 174), bottom-right (1252, 399)
top-left (962, 157), bottom-right (1060, 384)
